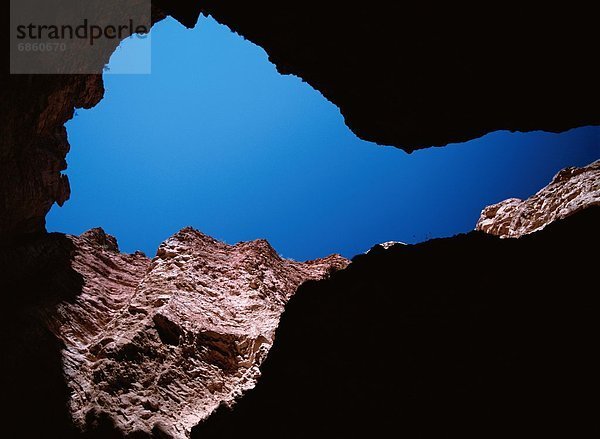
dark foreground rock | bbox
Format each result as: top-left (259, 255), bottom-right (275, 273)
top-left (193, 207), bottom-right (600, 439)
top-left (198, 3), bottom-right (599, 149)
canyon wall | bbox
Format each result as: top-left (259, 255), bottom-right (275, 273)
top-left (1, 0), bottom-right (160, 240)
top-left (477, 159), bottom-right (600, 237)
top-left (1, 3), bottom-right (598, 437)
top-left (193, 207), bottom-right (600, 438)
top-left (0, 227), bottom-right (347, 438)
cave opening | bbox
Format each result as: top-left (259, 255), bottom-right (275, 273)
top-left (46, 15), bottom-right (600, 260)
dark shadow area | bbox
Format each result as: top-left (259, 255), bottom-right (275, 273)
top-left (0, 233), bottom-right (83, 438)
top-left (194, 207), bottom-right (600, 438)
top-left (0, 232), bottom-right (187, 439)
top-left (199, 3), bottom-right (599, 149)
top-left (80, 409), bottom-right (139, 439)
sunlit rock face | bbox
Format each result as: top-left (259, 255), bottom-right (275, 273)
top-left (476, 160), bottom-right (600, 238)
top-left (17, 227), bottom-right (347, 439)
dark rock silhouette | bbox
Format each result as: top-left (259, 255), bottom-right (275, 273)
top-left (1, 0), bottom-right (157, 240)
top-left (193, 207), bottom-right (600, 438)
top-left (198, 2), bottom-right (599, 149)
top-left (0, 233), bottom-right (83, 439)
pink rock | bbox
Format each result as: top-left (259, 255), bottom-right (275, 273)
top-left (476, 160), bottom-right (600, 238)
top-left (44, 227), bottom-right (348, 438)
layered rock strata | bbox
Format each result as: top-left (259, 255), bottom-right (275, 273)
top-left (477, 160), bottom-right (600, 237)
top-left (1, 227), bottom-right (347, 438)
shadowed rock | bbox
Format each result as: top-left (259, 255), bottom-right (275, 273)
top-left (0, 233), bottom-right (84, 439)
top-left (198, 2), bottom-right (599, 149)
top-left (193, 207), bottom-right (600, 439)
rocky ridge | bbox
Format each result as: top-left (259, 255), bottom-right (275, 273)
top-left (477, 160), bottom-right (600, 237)
top-left (35, 227), bottom-right (347, 438)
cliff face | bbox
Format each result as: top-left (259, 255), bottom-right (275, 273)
top-left (1, 3), bottom-right (598, 240)
top-left (0, 227), bottom-right (347, 439)
top-left (1, 0), bottom-right (161, 241)
top-left (0, 73), bottom-right (105, 239)
top-left (193, 207), bottom-right (600, 439)
top-left (477, 160), bottom-right (600, 237)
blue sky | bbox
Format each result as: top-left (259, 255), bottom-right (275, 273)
top-left (47, 16), bottom-right (600, 260)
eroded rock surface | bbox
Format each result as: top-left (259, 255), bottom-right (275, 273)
top-left (11, 227), bottom-right (347, 438)
top-left (477, 160), bottom-right (600, 237)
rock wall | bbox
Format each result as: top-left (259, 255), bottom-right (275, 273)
top-left (1, 3), bottom-right (598, 437)
top-left (1, 0), bottom-right (161, 240)
top-left (477, 160), bottom-right (600, 237)
top-left (0, 232), bottom-right (85, 439)
top-left (0, 227), bottom-right (347, 438)
top-left (193, 207), bottom-right (600, 438)
top-left (0, 73), bottom-right (105, 239)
